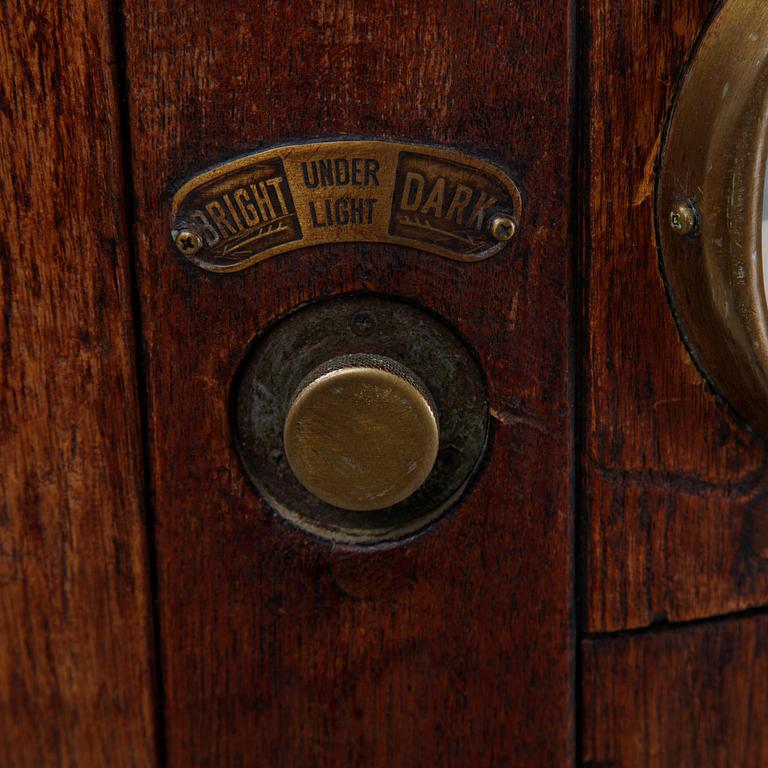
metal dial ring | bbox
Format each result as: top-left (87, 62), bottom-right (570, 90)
top-left (234, 296), bottom-right (488, 544)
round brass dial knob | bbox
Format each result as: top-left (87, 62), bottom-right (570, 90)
top-left (283, 355), bottom-right (439, 512)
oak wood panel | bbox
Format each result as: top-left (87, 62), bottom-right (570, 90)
top-left (0, 1), bottom-right (158, 765)
top-left (124, 0), bottom-right (574, 764)
top-left (581, 0), bottom-right (768, 632)
top-left (582, 614), bottom-right (768, 767)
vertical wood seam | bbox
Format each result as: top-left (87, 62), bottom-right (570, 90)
top-left (574, 0), bottom-right (592, 762)
top-left (110, 0), bottom-right (167, 764)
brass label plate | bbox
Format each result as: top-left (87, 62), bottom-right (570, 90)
top-left (170, 139), bottom-right (522, 272)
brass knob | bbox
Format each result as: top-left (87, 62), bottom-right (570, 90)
top-left (283, 355), bottom-right (439, 511)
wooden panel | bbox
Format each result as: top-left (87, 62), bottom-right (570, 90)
top-left (581, 0), bottom-right (768, 631)
top-left (582, 614), bottom-right (768, 767)
top-left (124, 0), bottom-right (574, 764)
top-left (0, 1), bottom-right (158, 765)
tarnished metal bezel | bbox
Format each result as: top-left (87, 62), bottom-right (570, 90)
top-left (657, 0), bottom-right (768, 436)
top-left (233, 296), bottom-right (489, 544)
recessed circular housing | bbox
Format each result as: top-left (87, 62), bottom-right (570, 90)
top-left (234, 296), bottom-right (488, 544)
top-left (657, 0), bottom-right (768, 437)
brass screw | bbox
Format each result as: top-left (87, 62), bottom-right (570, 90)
top-left (174, 229), bottom-right (203, 255)
top-left (669, 201), bottom-right (697, 235)
top-left (489, 214), bottom-right (517, 242)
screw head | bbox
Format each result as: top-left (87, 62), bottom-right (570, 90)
top-left (174, 229), bottom-right (203, 255)
top-left (669, 201), bottom-right (697, 235)
top-left (351, 311), bottom-right (377, 337)
top-left (489, 214), bottom-right (517, 242)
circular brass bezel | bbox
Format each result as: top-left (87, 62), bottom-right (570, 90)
top-left (657, 0), bottom-right (768, 436)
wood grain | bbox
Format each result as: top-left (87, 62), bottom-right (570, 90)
top-left (124, 0), bottom-right (574, 764)
top-left (580, 0), bottom-right (768, 631)
top-left (0, 0), bottom-right (158, 765)
top-left (582, 614), bottom-right (768, 767)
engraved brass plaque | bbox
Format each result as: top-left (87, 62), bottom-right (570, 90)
top-left (170, 139), bottom-right (522, 272)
